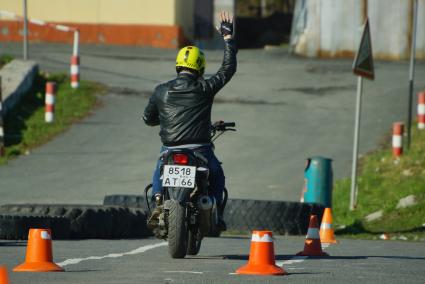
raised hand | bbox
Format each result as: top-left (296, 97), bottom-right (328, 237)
top-left (217, 11), bottom-right (234, 40)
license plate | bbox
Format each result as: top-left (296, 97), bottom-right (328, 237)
top-left (162, 165), bottom-right (196, 188)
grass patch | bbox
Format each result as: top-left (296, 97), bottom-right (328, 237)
top-left (0, 72), bottom-right (104, 164)
top-left (0, 54), bottom-right (13, 68)
top-left (333, 127), bottom-right (425, 241)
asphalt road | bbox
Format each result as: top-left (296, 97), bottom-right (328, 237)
top-left (1, 42), bottom-right (424, 203)
top-left (0, 42), bottom-right (425, 284)
top-left (1, 236), bottom-right (425, 284)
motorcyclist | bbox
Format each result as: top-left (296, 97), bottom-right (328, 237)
top-left (143, 11), bottom-right (237, 231)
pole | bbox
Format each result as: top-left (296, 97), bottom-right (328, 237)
top-left (72, 30), bottom-right (79, 56)
top-left (0, 77), bottom-right (5, 157)
top-left (407, 0), bottom-right (418, 150)
top-left (350, 76), bottom-right (363, 210)
top-left (23, 0), bottom-right (28, 60)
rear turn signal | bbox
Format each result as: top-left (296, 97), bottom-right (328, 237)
top-left (173, 153), bottom-right (189, 165)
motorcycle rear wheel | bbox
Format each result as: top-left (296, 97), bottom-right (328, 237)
top-left (168, 200), bottom-right (188, 258)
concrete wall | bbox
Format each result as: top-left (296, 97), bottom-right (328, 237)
top-left (291, 0), bottom-right (425, 60)
top-left (0, 0), bottom-right (194, 48)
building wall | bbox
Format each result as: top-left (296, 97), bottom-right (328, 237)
top-left (291, 0), bottom-right (425, 60)
top-left (0, 0), bottom-right (194, 48)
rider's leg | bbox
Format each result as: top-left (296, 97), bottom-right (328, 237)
top-left (202, 147), bottom-right (226, 230)
top-left (152, 157), bottom-right (163, 198)
top-left (148, 147), bottom-right (165, 228)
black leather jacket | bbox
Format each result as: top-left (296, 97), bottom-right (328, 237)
top-left (143, 39), bottom-right (237, 146)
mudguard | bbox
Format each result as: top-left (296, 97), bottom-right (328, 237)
top-left (167, 187), bottom-right (191, 204)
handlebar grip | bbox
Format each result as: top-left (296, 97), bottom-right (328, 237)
top-left (223, 122), bottom-right (235, 127)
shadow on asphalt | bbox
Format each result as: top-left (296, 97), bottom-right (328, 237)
top-left (64, 269), bottom-right (103, 273)
top-left (223, 254), bottom-right (294, 261)
top-left (218, 236), bottom-right (251, 240)
top-left (0, 241), bottom-right (26, 247)
top-left (42, 56), bottom-right (160, 83)
top-left (221, 254), bottom-right (425, 261)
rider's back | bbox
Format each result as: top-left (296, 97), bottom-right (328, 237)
top-left (153, 72), bottom-right (214, 146)
top-left (145, 39), bottom-right (237, 147)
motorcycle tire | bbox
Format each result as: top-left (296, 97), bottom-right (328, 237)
top-left (167, 200), bottom-right (188, 258)
top-left (186, 230), bottom-right (202, 255)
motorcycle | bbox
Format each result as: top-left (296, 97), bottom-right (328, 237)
top-left (144, 121), bottom-right (236, 258)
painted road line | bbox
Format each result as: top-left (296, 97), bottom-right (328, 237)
top-left (57, 242), bottom-right (167, 267)
top-left (275, 255), bottom-right (308, 267)
top-left (164, 271), bottom-right (204, 274)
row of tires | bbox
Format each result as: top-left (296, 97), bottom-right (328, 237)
top-left (0, 196), bottom-right (324, 240)
top-left (0, 204), bottom-right (150, 240)
top-left (103, 195), bottom-right (325, 236)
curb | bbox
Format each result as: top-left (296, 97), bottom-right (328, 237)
top-left (0, 60), bottom-right (39, 116)
top-left (0, 204), bottom-right (151, 240)
top-left (103, 195), bottom-right (325, 235)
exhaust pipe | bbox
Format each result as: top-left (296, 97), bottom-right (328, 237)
top-left (198, 195), bottom-right (213, 210)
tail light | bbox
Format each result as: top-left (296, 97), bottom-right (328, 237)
top-left (173, 153), bottom-right (189, 165)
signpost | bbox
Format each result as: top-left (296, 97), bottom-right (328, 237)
top-left (407, 0), bottom-right (418, 150)
top-left (23, 0), bottom-right (28, 60)
top-left (350, 18), bottom-right (375, 211)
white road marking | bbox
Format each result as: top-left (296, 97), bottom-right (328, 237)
top-left (57, 242), bottom-right (167, 267)
top-left (164, 271), bottom-right (204, 274)
top-left (276, 255), bottom-right (308, 267)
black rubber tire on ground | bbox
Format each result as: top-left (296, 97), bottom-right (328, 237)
top-left (0, 204), bottom-right (150, 239)
top-left (102, 195), bottom-right (325, 236)
top-left (224, 199), bottom-right (324, 235)
top-left (167, 200), bottom-right (188, 259)
top-left (186, 229), bottom-right (202, 256)
top-left (104, 195), bottom-right (149, 211)
top-left (0, 214), bottom-right (71, 240)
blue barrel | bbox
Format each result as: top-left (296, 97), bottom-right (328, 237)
top-left (302, 156), bottom-right (333, 208)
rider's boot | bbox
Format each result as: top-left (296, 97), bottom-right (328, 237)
top-left (217, 200), bottom-right (227, 231)
top-left (147, 194), bottom-right (163, 230)
top-left (217, 214), bottom-right (227, 231)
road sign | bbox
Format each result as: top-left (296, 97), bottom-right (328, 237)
top-left (352, 19), bottom-right (374, 80)
top-left (350, 18), bottom-right (375, 210)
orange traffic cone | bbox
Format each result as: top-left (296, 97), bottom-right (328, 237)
top-left (320, 208), bottom-right (338, 244)
top-left (236, 231), bottom-right (287, 275)
top-left (0, 266), bottom-right (10, 284)
top-left (13, 228), bottom-right (64, 272)
top-left (297, 215), bottom-right (329, 256)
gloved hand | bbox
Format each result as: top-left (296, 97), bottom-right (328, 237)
top-left (217, 11), bottom-right (234, 40)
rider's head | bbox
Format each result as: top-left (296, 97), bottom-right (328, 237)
top-left (175, 46), bottom-right (206, 77)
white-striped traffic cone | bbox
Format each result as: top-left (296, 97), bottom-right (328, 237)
top-left (45, 82), bottom-right (56, 123)
top-left (418, 92), bottom-right (425, 130)
top-left (70, 55), bottom-right (79, 89)
top-left (392, 122), bottom-right (404, 158)
top-left (235, 231), bottom-right (287, 275)
top-left (296, 215), bottom-right (328, 256)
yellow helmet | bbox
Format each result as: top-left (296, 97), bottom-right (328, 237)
top-left (176, 46), bottom-right (206, 75)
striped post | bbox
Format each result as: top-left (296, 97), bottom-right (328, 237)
top-left (0, 77), bottom-right (5, 157)
top-left (70, 55), bottom-right (80, 89)
top-left (45, 82), bottom-right (56, 123)
top-left (70, 30), bottom-right (80, 89)
top-left (418, 92), bottom-right (425, 130)
top-left (392, 122), bottom-right (404, 158)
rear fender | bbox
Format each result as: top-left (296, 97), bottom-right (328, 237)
top-left (167, 187), bottom-right (191, 204)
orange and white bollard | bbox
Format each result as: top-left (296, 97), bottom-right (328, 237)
top-left (70, 55), bottom-right (80, 89)
top-left (418, 92), bottom-right (425, 130)
top-left (392, 122), bottom-right (404, 158)
top-left (45, 82), bottom-right (56, 123)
